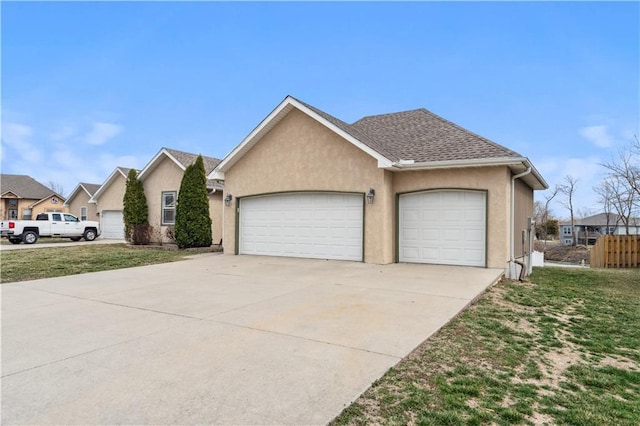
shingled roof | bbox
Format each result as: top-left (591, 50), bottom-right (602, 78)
top-left (351, 109), bottom-right (521, 163)
top-left (0, 174), bottom-right (58, 200)
top-left (212, 95), bottom-right (547, 189)
top-left (164, 148), bottom-right (221, 175)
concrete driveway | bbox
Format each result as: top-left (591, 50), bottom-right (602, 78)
top-left (2, 254), bottom-right (503, 425)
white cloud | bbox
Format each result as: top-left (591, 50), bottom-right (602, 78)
top-left (51, 125), bottom-right (77, 141)
top-left (84, 122), bottom-right (123, 146)
top-left (1, 122), bottom-right (43, 164)
top-left (579, 125), bottom-right (613, 148)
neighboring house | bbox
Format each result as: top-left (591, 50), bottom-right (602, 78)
top-left (0, 174), bottom-right (66, 220)
top-left (210, 95), bottom-right (548, 279)
top-left (559, 213), bottom-right (640, 245)
top-left (137, 147), bottom-right (222, 244)
top-left (63, 182), bottom-right (101, 221)
top-left (89, 167), bottom-right (133, 239)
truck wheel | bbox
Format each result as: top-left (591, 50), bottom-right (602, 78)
top-left (83, 229), bottom-right (97, 241)
top-left (22, 231), bottom-right (38, 244)
top-left (9, 238), bottom-right (21, 244)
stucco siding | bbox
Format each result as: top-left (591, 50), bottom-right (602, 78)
top-left (393, 167), bottom-right (511, 269)
top-left (513, 177), bottom-right (534, 258)
top-left (143, 157), bottom-right (185, 243)
top-left (223, 109), bottom-right (392, 263)
top-left (68, 191), bottom-right (98, 221)
top-left (209, 192), bottom-right (223, 245)
top-left (97, 175), bottom-right (127, 212)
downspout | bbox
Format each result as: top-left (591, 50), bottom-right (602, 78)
top-left (510, 167), bottom-right (532, 280)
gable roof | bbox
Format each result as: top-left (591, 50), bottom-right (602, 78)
top-left (63, 182), bottom-right (101, 206)
top-left (138, 147), bottom-right (221, 181)
top-left (89, 167), bottom-right (134, 203)
top-left (211, 96), bottom-right (547, 190)
top-left (0, 174), bottom-right (56, 200)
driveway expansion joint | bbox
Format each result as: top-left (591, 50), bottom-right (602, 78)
top-left (208, 319), bottom-right (403, 360)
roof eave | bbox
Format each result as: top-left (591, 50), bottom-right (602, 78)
top-left (89, 167), bottom-right (129, 203)
top-left (208, 96), bottom-right (394, 180)
top-left (385, 157), bottom-right (548, 190)
top-left (138, 148), bottom-right (187, 182)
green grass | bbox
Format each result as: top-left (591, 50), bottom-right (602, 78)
top-left (0, 244), bottom-right (190, 283)
top-left (331, 267), bottom-right (640, 426)
top-left (0, 237), bottom-right (72, 245)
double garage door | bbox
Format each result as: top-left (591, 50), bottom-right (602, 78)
top-left (239, 193), bottom-right (363, 261)
top-left (238, 190), bottom-right (486, 267)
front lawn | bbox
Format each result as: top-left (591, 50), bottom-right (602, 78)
top-left (0, 244), bottom-right (189, 283)
top-left (332, 267), bottom-right (640, 425)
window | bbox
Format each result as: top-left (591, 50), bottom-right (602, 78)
top-left (22, 208), bottom-right (32, 220)
top-left (64, 214), bottom-right (78, 222)
top-left (51, 213), bottom-right (62, 221)
top-left (162, 191), bottom-right (177, 225)
top-left (563, 227), bottom-right (572, 235)
top-left (80, 207), bottom-right (87, 221)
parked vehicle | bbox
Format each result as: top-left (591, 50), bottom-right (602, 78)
top-left (0, 212), bottom-right (101, 244)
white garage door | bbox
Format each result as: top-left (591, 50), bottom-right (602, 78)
top-left (101, 211), bottom-right (124, 239)
top-left (240, 193), bottom-right (363, 261)
top-left (399, 190), bottom-right (486, 267)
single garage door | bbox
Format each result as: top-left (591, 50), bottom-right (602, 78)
top-left (101, 210), bottom-right (124, 239)
top-left (399, 190), bottom-right (486, 267)
top-left (240, 193), bottom-right (363, 261)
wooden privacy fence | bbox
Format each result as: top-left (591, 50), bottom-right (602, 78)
top-left (590, 235), bottom-right (640, 268)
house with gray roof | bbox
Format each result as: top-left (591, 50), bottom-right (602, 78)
top-left (0, 174), bottom-right (66, 220)
top-left (559, 212), bottom-right (640, 245)
top-left (137, 147), bottom-right (222, 244)
top-left (210, 95), bottom-right (548, 279)
top-left (63, 182), bottom-right (102, 222)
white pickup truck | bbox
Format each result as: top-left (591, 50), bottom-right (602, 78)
top-left (0, 212), bottom-right (101, 244)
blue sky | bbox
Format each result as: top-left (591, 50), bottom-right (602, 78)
top-left (2, 1), bottom-right (638, 218)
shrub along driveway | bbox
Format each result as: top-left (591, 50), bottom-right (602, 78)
top-left (1, 254), bottom-right (502, 425)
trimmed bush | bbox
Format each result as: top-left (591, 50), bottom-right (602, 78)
top-left (123, 169), bottom-right (149, 244)
top-left (175, 155), bottom-right (212, 248)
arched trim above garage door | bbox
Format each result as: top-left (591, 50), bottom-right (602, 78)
top-left (236, 191), bottom-right (365, 261)
top-left (397, 188), bottom-right (488, 267)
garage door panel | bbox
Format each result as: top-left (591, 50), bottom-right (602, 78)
top-left (101, 211), bottom-right (124, 239)
top-left (240, 193), bottom-right (363, 261)
top-left (400, 191), bottom-right (486, 267)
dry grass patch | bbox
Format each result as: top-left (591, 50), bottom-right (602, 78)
top-left (332, 267), bottom-right (640, 426)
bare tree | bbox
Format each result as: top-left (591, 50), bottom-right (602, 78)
top-left (535, 186), bottom-right (559, 248)
top-left (594, 178), bottom-right (616, 234)
top-left (559, 175), bottom-right (578, 246)
top-left (605, 175), bottom-right (636, 235)
top-left (48, 181), bottom-right (65, 197)
top-left (601, 135), bottom-right (640, 208)
top-left (599, 135), bottom-right (640, 233)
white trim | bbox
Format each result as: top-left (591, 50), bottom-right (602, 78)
top-left (387, 156), bottom-right (548, 190)
top-left (89, 167), bottom-right (130, 203)
top-left (63, 183), bottom-right (94, 206)
top-left (208, 96), bottom-right (394, 179)
top-left (137, 148), bottom-right (187, 182)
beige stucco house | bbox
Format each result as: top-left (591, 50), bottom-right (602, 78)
top-left (137, 148), bottom-right (222, 244)
top-left (63, 183), bottom-right (101, 221)
top-left (210, 96), bottom-right (547, 278)
top-left (89, 167), bottom-right (133, 239)
top-left (0, 174), bottom-right (66, 220)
